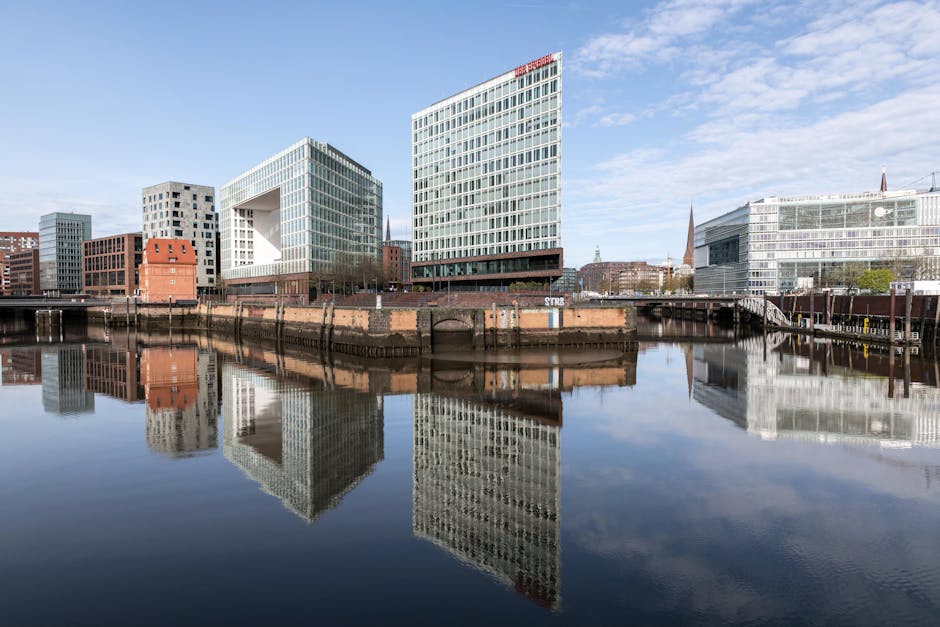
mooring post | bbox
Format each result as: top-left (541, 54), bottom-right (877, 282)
top-left (904, 288), bottom-right (912, 344)
top-left (125, 295), bottom-right (130, 327)
top-left (889, 287), bottom-right (897, 344)
top-left (809, 292), bottom-right (815, 334)
top-left (762, 293), bottom-right (768, 330)
top-left (904, 346), bottom-right (911, 398)
top-left (888, 345), bottom-right (895, 398)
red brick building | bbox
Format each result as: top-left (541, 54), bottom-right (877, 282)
top-left (8, 248), bottom-right (40, 295)
top-left (139, 238), bottom-right (197, 302)
top-left (0, 231), bottom-right (38, 295)
top-left (382, 240), bottom-right (412, 289)
top-left (82, 233), bottom-right (143, 298)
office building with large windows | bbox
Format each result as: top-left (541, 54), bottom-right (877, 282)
top-left (142, 182), bottom-right (217, 291)
top-left (411, 52), bottom-right (563, 290)
top-left (38, 212), bottom-right (92, 295)
top-left (695, 187), bottom-right (940, 295)
top-left (220, 138), bottom-right (383, 297)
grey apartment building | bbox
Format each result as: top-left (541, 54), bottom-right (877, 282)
top-left (142, 182), bottom-right (218, 291)
top-left (219, 138), bottom-right (382, 297)
top-left (411, 52), bottom-right (563, 290)
top-left (39, 212), bottom-right (92, 295)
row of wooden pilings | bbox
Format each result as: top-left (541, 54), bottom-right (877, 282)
top-left (774, 287), bottom-right (917, 345)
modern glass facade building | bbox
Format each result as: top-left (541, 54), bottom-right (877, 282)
top-left (38, 212), bottom-right (92, 295)
top-left (411, 52), bottom-right (562, 290)
top-left (695, 189), bottom-right (940, 294)
top-left (220, 138), bottom-right (382, 296)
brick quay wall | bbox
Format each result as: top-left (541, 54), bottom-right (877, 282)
top-left (87, 302), bottom-right (637, 357)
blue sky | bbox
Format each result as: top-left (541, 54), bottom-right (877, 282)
top-left (1, 0), bottom-right (937, 267)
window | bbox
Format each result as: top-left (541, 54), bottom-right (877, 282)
top-left (204, 195), bottom-right (213, 202)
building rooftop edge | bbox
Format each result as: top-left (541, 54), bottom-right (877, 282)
top-left (142, 181), bottom-right (215, 191)
top-left (220, 137), bottom-right (380, 190)
top-left (413, 51), bottom-right (562, 118)
top-left (697, 188), bottom-right (938, 229)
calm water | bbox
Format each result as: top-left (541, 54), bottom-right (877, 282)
top-left (2, 326), bottom-right (940, 625)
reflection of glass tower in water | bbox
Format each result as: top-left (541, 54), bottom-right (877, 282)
top-left (41, 345), bottom-right (94, 415)
top-left (692, 339), bottom-right (940, 448)
top-left (412, 394), bottom-right (561, 609)
top-left (222, 363), bottom-right (384, 522)
top-left (143, 347), bottom-right (219, 457)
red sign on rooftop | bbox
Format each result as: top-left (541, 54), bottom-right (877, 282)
top-left (514, 54), bottom-right (555, 77)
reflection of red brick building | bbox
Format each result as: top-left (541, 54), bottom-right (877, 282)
top-left (140, 238), bottom-right (196, 302)
top-left (142, 347), bottom-right (197, 412)
top-left (142, 346), bottom-right (217, 455)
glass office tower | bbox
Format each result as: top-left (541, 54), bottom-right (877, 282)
top-left (411, 52), bottom-right (563, 290)
top-left (38, 212), bottom-right (92, 295)
top-left (220, 138), bottom-right (382, 296)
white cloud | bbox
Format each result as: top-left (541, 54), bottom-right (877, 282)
top-left (596, 112), bottom-right (637, 127)
top-left (564, 1), bottom-right (940, 262)
top-left (573, 0), bottom-right (759, 77)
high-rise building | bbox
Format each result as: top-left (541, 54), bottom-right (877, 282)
top-left (81, 232), bottom-right (143, 298)
top-left (219, 138), bottom-right (383, 298)
top-left (411, 52), bottom-right (563, 290)
top-left (142, 182), bottom-right (217, 291)
top-left (38, 212), bottom-right (92, 295)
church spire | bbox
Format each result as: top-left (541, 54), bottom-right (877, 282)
top-left (880, 166), bottom-right (887, 193)
top-left (683, 203), bottom-right (695, 267)
top-left (386, 216), bottom-right (391, 241)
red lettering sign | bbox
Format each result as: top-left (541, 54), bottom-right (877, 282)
top-left (513, 53), bottom-right (555, 78)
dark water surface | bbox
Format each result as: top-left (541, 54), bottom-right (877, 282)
top-left (2, 327), bottom-right (940, 625)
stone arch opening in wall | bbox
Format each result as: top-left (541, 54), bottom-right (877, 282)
top-left (431, 318), bottom-right (474, 351)
top-left (432, 318), bottom-right (473, 332)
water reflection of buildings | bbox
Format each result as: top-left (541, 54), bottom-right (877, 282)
top-left (0, 349), bottom-right (42, 385)
top-left (143, 347), bottom-right (218, 457)
top-left (691, 338), bottom-right (940, 449)
top-left (85, 344), bottom-right (143, 401)
top-left (412, 369), bottom-right (563, 610)
top-left (222, 362), bottom-right (384, 523)
top-left (41, 345), bottom-right (94, 415)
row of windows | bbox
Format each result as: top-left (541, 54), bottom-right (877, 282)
top-left (145, 191), bottom-right (213, 202)
top-left (413, 62), bottom-right (558, 138)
